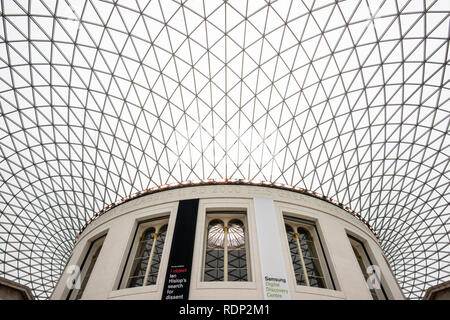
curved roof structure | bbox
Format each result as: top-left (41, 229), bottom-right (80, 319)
top-left (0, 0), bottom-right (448, 300)
top-left (75, 179), bottom-right (381, 240)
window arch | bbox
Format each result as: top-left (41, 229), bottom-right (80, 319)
top-left (203, 213), bottom-right (249, 282)
top-left (227, 219), bottom-right (247, 281)
top-left (122, 218), bottom-right (169, 289)
top-left (204, 219), bottom-right (225, 281)
top-left (284, 216), bottom-right (333, 289)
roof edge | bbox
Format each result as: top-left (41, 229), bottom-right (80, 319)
top-left (76, 179), bottom-right (379, 242)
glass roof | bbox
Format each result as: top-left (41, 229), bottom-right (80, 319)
top-left (0, 0), bottom-right (448, 300)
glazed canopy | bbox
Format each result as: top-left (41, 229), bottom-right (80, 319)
top-left (0, 0), bottom-right (448, 299)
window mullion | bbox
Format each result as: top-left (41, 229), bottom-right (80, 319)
top-left (143, 231), bottom-right (158, 286)
top-left (244, 224), bottom-right (250, 282)
top-left (295, 232), bottom-right (310, 287)
top-left (202, 225), bottom-right (209, 281)
top-left (224, 225), bottom-right (228, 281)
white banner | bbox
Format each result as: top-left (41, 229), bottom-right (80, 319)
top-left (253, 197), bottom-right (291, 300)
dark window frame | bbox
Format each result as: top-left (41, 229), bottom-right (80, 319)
top-left (65, 234), bottom-right (107, 300)
top-left (284, 215), bottom-right (336, 290)
top-left (347, 234), bottom-right (388, 300)
top-left (117, 215), bottom-right (169, 290)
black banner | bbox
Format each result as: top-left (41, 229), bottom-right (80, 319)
top-left (162, 198), bottom-right (199, 300)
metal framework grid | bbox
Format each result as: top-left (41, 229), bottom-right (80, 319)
top-left (0, 0), bottom-right (448, 300)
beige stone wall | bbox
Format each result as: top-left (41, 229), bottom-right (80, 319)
top-left (0, 284), bottom-right (26, 300)
top-left (0, 278), bottom-right (34, 300)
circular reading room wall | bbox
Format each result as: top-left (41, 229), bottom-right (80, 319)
top-left (51, 183), bottom-right (405, 300)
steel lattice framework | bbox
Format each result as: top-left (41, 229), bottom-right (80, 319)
top-left (0, 0), bottom-right (449, 300)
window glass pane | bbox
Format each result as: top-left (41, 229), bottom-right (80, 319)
top-left (127, 227), bottom-right (155, 288)
top-left (352, 246), bottom-right (371, 279)
top-left (285, 224), bottom-right (306, 286)
top-left (120, 217), bottom-right (169, 290)
top-left (350, 238), bottom-right (382, 300)
top-left (284, 218), bottom-right (333, 289)
top-left (204, 219), bottom-right (225, 281)
top-left (74, 237), bottom-right (104, 299)
top-left (207, 219), bottom-right (225, 248)
top-left (297, 227), bottom-right (325, 288)
top-left (308, 276), bottom-right (325, 288)
top-left (227, 219), bottom-right (245, 248)
top-left (227, 219), bottom-right (247, 281)
top-left (128, 276), bottom-right (144, 288)
top-left (204, 268), bottom-right (224, 282)
top-left (203, 214), bottom-right (250, 282)
top-left (146, 224), bottom-right (167, 285)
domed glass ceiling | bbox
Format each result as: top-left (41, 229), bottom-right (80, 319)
top-left (0, 0), bottom-right (448, 300)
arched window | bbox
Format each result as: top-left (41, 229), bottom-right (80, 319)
top-left (203, 213), bottom-right (249, 282)
top-left (227, 219), bottom-right (247, 281)
top-left (68, 235), bottom-right (106, 300)
top-left (284, 217), bottom-right (333, 289)
top-left (348, 235), bottom-right (387, 300)
top-left (147, 224), bottom-right (167, 285)
top-left (122, 218), bottom-right (169, 288)
top-left (285, 225), bottom-right (305, 285)
top-left (296, 227), bottom-right (325, 288)
top-left (204, 219), bottom-right (225, 281)
top-left (75, 243), bottom-right (103, 299)
top-left (127, 227), bottom-right (156, 287)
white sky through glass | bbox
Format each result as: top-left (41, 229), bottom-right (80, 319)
top-left (0, 0), bottom-right (449, 299)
